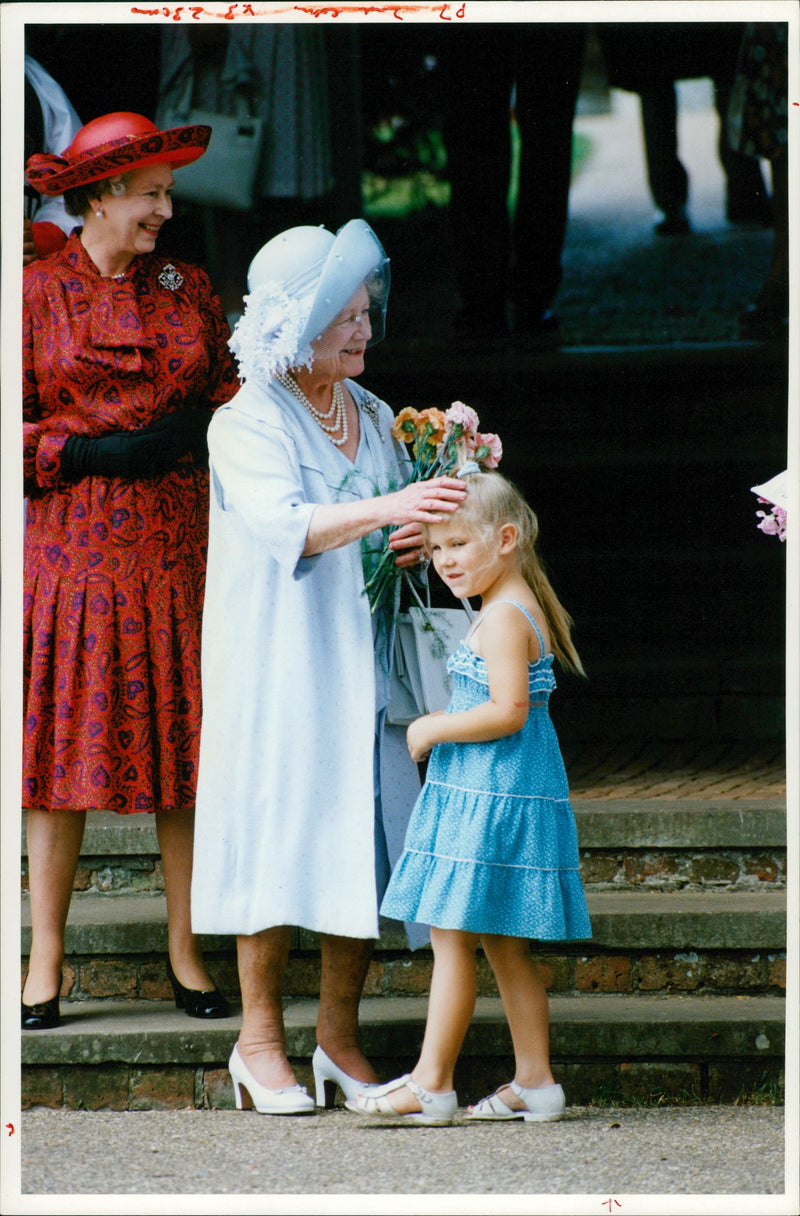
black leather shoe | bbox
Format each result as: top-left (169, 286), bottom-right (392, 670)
top-left (166, 959), bottom-right (231, 1019)
top-left (21, 993), bottom-right (61, 1030)
top-left (654, 208), bottom-right (691, 236)
top-left (727, 193), bottom-right (773, 227)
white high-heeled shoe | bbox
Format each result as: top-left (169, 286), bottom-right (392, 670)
top-left (228, 1044), bottom-right (315, 1116)
top-left (312, 1044), bottom-right (382, 1108)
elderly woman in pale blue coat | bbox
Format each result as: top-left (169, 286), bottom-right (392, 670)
top-left (192, 220), bottom-right (466, 1115)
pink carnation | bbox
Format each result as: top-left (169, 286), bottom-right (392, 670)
top-left (444, 401), bottom-right (480, 437)
top-left (474, 432), bottom-right (503, 468)
top-left (756, 506), bottom-right (787, 542)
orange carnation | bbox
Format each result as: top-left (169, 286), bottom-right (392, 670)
top-left (392, 407), bottom-right (420, 444)
top-left (415, 408), bottom-right (447, 446)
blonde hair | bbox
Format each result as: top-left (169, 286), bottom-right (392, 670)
top-left (454, 470), bottom-right (585, 676)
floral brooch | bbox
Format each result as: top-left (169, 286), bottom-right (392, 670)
top-left (158, 263), bottom-right (184, 291)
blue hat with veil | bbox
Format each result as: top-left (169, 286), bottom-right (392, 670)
top-left (229, 219), bottom-right (390, 383)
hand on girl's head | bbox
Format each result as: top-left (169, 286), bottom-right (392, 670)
top-left (394, 476), bottom-right (467, 527)
top-left (418, 476), bottom-right (467, 511)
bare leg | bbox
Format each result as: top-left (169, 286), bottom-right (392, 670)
top-left (236, 926), bottom-right (297, 1089)
top-left (481, 933), bottom-right (555, 1108)
top-left (155, 806), bottom-right (215, 991)
top-left (317, 934), bottom-right (378, 1083)
top-left (387, 927), bottom-right (480, 1114)
top-left (23, 809), bottom-right (86, 1004)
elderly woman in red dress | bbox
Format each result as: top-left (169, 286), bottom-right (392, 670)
top-left (22, 112), bottom-right (239, 1028)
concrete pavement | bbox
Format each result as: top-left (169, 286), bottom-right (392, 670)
top-left (9, 1103), bottom-right (794, 1210)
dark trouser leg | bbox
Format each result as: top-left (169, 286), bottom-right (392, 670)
top-left (440, 29), bottom-right (515, 332)
top-left (639, 83), bottom-right (689, 218)
top-left (714, 76), bottom-right (772, 224)
top-left (512, 24), bottom-right (587, 325)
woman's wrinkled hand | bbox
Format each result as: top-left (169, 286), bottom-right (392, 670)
top-left (388, 476), bottom-right (466, 528)
top-left (388, 521), bottom-right (428, 569)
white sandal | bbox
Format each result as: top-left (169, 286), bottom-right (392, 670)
top-left (466, 1080), bottom-right (565, 1123)
top-left (345, 1073), bottom-right (458, 1125)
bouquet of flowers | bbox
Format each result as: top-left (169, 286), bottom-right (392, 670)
top-left (363, 401), bottom-right (502, 612)
top-left (751, 471), bottom-right (788, 543)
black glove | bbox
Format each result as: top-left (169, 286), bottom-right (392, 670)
top-left (60, 408), bottom-right (215, 481)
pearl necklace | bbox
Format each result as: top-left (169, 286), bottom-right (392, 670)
top-left (277, 373), bottom-right (349, 447)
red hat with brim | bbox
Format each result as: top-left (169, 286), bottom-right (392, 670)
top-left (25, 111), bottom-right (211, 196)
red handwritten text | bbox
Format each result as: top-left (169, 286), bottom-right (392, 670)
top-left (130, 2), bottom-right (465, 20)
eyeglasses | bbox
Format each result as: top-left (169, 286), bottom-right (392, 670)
top-left (333, 309), bottom-right (370, 329)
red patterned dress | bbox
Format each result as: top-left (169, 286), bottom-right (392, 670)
top-left (23, 233), bottom-right (238, 814)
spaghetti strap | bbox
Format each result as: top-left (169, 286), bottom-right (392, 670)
top-left (466, 599), bottom-right (547, 658)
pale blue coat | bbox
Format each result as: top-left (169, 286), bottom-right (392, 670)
top-left (191, 376), bottom-right (420, 938)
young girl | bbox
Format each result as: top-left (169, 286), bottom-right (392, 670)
top-left (347, 465), bottom-right (591, 1125)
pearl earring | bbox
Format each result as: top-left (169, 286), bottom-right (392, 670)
top-left (95, 209), bottom-right (104, 218)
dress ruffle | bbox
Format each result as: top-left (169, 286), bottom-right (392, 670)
top-left (381, 780), bottom-right (591, 939)
top-left (382, 850), bottom-right (591, 939)
top-left (448, 640), bottom-right (557, 698)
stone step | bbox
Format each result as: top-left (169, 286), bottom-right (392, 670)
top-left (23, 797), bottom-right (788, 858)
top-left (23, 886), bottom-right (785, 1007)
top-left (21, 993), bottom-right (785, 1110)
top-left (21, 889), bottom-right (787, 957)
top-left (21, 799), bottom-right (787, 909)
top-left (573, 798), bottom-right (786, 847)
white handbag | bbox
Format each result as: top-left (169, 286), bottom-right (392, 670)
top-left (387, 582), bottom-right (475, 727)
top-left (160, 80), bottom-right (264, 212)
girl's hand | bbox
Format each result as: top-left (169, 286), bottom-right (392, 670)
top-left (388, 522), bottom-right (428, 569)
top-left (407, 713), bottom-right (442, 763)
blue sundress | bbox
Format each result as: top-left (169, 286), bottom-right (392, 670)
top-left (380, 601), bottom-right (592, 940)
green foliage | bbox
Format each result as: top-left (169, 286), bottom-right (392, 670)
top-left (589, 1076), bottom-right (784, 1108)
top-left (364, 127), bottom-right (594, 221)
